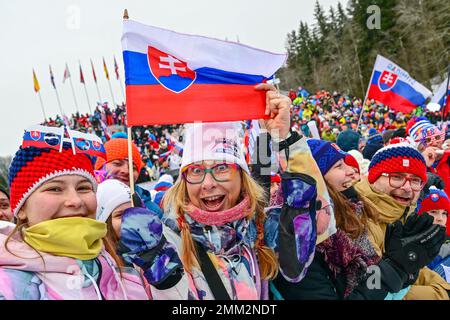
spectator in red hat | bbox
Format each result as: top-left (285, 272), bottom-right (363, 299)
top-left (95, 138), bottom-right (144, 186)
top-left (0, 133), bottom-right (149, 300)
top-left (355, 141), bottom-right (449, 299)
top-left (417, 187), bottom-right (450, 282)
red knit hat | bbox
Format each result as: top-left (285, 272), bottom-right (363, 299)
top-left (368, 141), bottom-right (427, 184)
top-left (417, 188), bottom-right (450, 236)
top-left (8, 146), bottom-right (96, 217)
top-left (94, 138), bottom-right (144, 172)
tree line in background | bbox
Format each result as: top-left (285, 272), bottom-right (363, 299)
top-left (0, 157), bottom-right (11, 190)
top-left (281, 0), bottom-right (450, 98)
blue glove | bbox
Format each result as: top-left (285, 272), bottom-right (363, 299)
top-left (118, 207), bottom-right (183, 287)
top-left (278, 172), bottom-right (317, 283)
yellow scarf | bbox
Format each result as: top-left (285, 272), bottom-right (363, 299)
top-left (23, 217), bottom-right (107, 260)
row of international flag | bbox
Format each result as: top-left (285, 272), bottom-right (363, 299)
top-left (33, 56), bottom-right (120, 93)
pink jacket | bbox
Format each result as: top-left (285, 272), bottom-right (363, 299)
top-left (0, 222), bottom-right (149, 300)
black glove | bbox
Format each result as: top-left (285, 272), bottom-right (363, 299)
top-left (384, 214), bottom-right (446, 275)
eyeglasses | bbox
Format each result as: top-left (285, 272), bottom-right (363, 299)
top-left (381, 173), bottom-right (424, 191)
top-left (181, 163), bottom-right (240, 184)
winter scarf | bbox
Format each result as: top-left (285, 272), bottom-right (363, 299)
top-left (316, 187), bottom-right (380, 298)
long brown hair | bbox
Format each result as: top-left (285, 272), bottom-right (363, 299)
top-left (162, 171), bottom-right (279, 280)
top-left (326, 182), bottom-right (379, 239)
top-left (103, 215), bottom-right (125, 270)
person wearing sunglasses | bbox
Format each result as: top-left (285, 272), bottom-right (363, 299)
top-left (355, 141), bottom-right (449, 299)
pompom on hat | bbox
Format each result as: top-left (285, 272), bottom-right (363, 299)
top-left (8, 144), bottom-right (97, 217)
top-left (180, 122), bottom-right (249, 174)
top-left (95, 138), bottom-right (144, 173)
top-left (417, 187), bottom-right (450, 236)
top-left (367, 141), bottom-right (427, 184)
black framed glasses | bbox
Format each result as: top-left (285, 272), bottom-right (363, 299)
top-left (181, 163), bottom-right (240, 184)
top-left (381, 173), bottom-right (424, 191)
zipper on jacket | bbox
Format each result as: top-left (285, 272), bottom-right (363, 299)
top-left (95, 259), bottom-right (106, 300)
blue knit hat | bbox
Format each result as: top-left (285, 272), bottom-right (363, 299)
top-left (367, 128), bottom-right (383, 145)
top-left (336, 129), bottom-right (361, 152)
top-left (307, 139), bottom-right (347, 176)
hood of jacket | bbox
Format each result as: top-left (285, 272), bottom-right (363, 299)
top-left (355, 177), bottom-right (416, 224)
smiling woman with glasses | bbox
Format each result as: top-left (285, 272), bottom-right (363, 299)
top-left (117, 84), bottom-right (322, 300)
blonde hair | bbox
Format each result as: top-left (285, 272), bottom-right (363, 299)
top-left (162, 171), bottom-right (278, 280)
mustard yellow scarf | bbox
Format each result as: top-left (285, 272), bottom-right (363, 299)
top-left (23, 217), bottom-right (107, 260)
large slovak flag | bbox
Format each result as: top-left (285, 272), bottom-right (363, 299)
top-left (122, 20), bottom-right (286, 126)
top-left (367, 55), bottom-right (432, 113)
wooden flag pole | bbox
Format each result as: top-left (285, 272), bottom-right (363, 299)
top-left (356, 56), bottom-right (377, 131)
top-left (123, 9), bottom-right (135, 206)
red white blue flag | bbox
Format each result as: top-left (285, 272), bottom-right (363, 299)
top-left (367, 55), bottom-right (432, 113)
top-left (122, 20), bottom-right (286, 126)
top-left (430, 77), bottom-right (450, 115)
top-left (22, 125), bottom-right (106, 158)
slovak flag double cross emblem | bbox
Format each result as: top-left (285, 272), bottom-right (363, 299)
top-left (378, 70), bottom-right (399, 92)
top-left (30, 131), bottom-right (41, 141)
top-left (148, 46), bottom-right (196, 93)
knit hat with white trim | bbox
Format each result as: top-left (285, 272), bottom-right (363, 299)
top-left (8, 144), bottom-right (97, 217)
top-left (367, 141), bottom-right (427, 184)
top-left (180, 122), bottom-right (250, 174)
